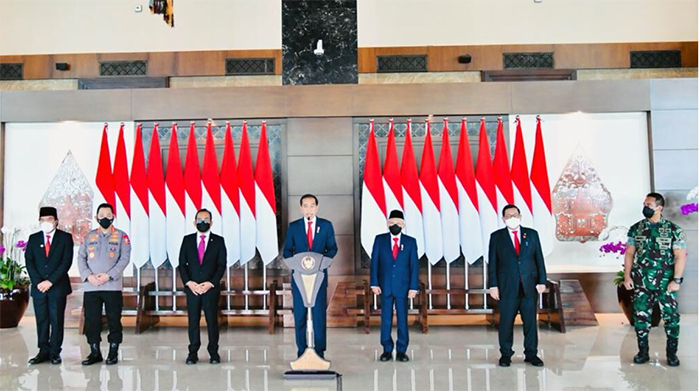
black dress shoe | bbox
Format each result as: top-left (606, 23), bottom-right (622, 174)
top-left (396, 352), bottom-right (409, 362)
top-left (50, 356), bottom-right (62, 365)
top-left (82, 344), bottom-right (103, 366)
top-left (105, 343), bottom-right (119, 365)
top-left (210, 356), bottom-right (221, 364)
top-left (524, 356), bottom-right (544, 367)
top-left (380, 352), bottom-right (393, 362)
top-left (28, 352), bottom-right (50, 365)
top-left (498, 356), bottom-right (511, 367)
top-left (186, 355), bottom-right (198, 365)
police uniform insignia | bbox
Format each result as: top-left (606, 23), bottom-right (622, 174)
top-left (123, 234), bottom-right (130, 245)
top-left (89, 252), bottom-right (95, 259)
top-left (109, 252), bottom-right (115, 258)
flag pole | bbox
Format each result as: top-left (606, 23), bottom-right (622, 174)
top-left (464, 258), bottom-right (469, 310)
top-left (154, 265), bottom-right (160, 311)
top-left (483, 261), bottom-right (488, 309)
top-left (244, 262), bottom-right (249, 310)
top-left (172, 263), bottom-right (177, 311)
top-left (262, 262), bottom-right (267, 310)
top-left (226, 266), bottom-right (232, 310)
top-left (446, 261), bottom-right (451, 309)
top-left (427, 262), bottom-right (433, 309)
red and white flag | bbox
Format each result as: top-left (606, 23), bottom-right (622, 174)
top-left (511, 117), bottom-right (534, 228)
top-left (493, 117), bottom-right (514, 228)
top-left (113, 123), bottom-right (131, 238)
top-left (475, 118), bottom-right (499, 263)
top-left (184, 122), bottom-right (202, 234)
top-left (221, 122), bottom-right (241, 266)
top-left (400, 120), bottom-right (425, 258)
top-left (148, 124), bottom-right (168, 268)
top-left (383, 119), bottom-right (403, 216)
top-left (165, 123), bottom-right (186, 267)
top-left (95, 123), bottom-right (116, 220)
top-left (130, 124), bottom-right (150, 268)
top-left (360, 120), bottom-right (387, 257)
top-left (238, 122), bottom-right (257, 265)
top-left (437, 119), bottom-right (460, 264)
top-left (455, 118), bottom-right (483, 264)
top-left (420, 120), bottom-right (443, 265)
top-left (202, 122), bottom-right (223, 235)
top-left (530, 116), bottom-right (554, 256)
top-left (255, 121), bottom-right (279, 265)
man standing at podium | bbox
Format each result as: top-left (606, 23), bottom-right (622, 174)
top-left (179, 208), bottom-right (227, 365)
top-left (488, 204), bottom-right (547, 367)
top-left (283, 194), bottom-right (338, 358)
top-left (370, 210), bottom-right (419, 362)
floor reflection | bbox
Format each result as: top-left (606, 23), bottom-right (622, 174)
top-left (0, 314), bottom-right (696, 391)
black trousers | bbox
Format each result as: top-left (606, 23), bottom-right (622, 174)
top-left (498, 283), bottom-right (538, 358)
top-left (84, 291), bottom-right (123, 345)
top-left (32, 294), bottom-right (67, 357)
top-left (185, 288), bottom-right (220, 357)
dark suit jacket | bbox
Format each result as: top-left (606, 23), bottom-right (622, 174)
top-left (25, 229), bottom-right (74, 298)
top-left (282, 217), bottom-right (338, 259)
top-left (370, 233), bottom-right (420, 298)
top-left (178, 232), bottom-right (227, 290)
top-left (488, 227), bottom-right (547, 299)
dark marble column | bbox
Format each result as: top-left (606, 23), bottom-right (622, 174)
top-left (282, 0), bottom-right (358, 85)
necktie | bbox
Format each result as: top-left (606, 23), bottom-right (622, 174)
top-left (307, 221), bottom-right (313, 250)
top-left (392, 237), bottom-right (399, 260)
top-left (198, 235), bottom-right (206, 265)
top-left (512, 230), bottom-right (520, 256)
top-left (45, 235), bottom-right (51, 257)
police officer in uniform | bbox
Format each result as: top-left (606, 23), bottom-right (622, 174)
top-left (624, 192), bottom-right (687, 366)
top-left (77, 203), bottom-right (132, 366)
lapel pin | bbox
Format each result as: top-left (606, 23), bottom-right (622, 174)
top-left (316, 226), bottom-right (320, 234)
top-left (401, 244), bottom-right (404, 251)
top-left (40, 244), bottom-right (44, 248)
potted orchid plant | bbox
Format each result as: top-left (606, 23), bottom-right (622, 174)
top-left (680, 186), bottom-right (698, 216)
top-left (0, 227), bottom-right (31, 328)
top-left (599, 225), bottom-right (660, 326)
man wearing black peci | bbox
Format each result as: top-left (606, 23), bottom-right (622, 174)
top-left (488, 204), bottom-right (547, 367)
top-left (179, 208), bottom-right (227, 365)
top-left (25, 206), bottom-right (74, 365)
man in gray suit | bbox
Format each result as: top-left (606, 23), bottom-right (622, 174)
top-left (77, 203), bottom-right (131, 366)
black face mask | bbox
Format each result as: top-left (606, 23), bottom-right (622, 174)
top-left (196, 222), bottom-right (211, 233)
top-left (389, 224), bottom-right (402, 235)
top-left (98, 217), bottom-right (113, 229)
top-left (642, 206), bottom-right (656, 219)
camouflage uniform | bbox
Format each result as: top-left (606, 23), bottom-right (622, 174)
top-left (627, 217), bottom-right (686, 342)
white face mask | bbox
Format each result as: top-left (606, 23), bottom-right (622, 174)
top-left (505, 217), bottom-right (521, 230)
top-left (40, 221), bottom-right (56, 234)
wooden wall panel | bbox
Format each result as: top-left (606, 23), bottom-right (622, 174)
top-left (2, 42), bottom-right (694, 80)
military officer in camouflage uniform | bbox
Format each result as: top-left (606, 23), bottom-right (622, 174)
top-left (624, 192), bottom-right (687, 366)
top-left (77, 203), bottom-right (132, 366)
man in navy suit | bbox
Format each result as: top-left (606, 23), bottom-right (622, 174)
top-left (488, 204), bottom-right (547, 367)
top-left (179, 208), bottom-right (227, 365)
top-left (283, 194), bottom-right (338, 358)
top-left (25, 206), bottom-right (74, 365)
top-left (370, 210), bottom-right (419, 362)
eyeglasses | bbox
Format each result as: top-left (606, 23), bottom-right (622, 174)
top-left (504, 214), bottom-right (521, 219)
top-left (196, 219), bottom-right (211, 224)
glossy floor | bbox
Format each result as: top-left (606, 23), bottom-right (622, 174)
top-left (0, 314), bottom-right (697, 391)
